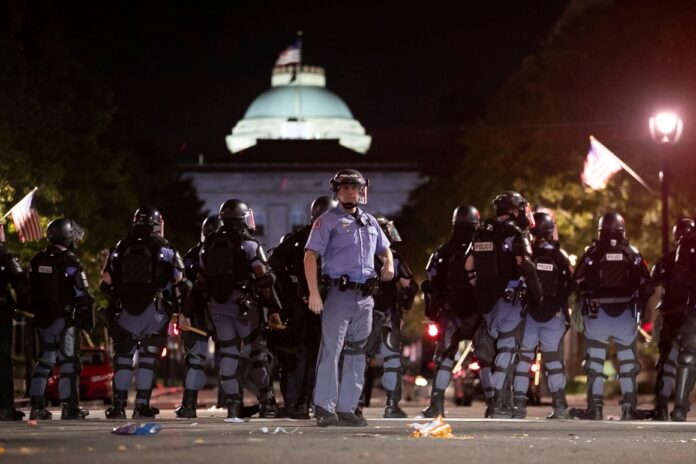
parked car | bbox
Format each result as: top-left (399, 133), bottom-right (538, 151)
top-left (46, 348), bottom-right (113, 405)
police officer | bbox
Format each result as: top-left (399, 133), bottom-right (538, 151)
top-left (268, 196), bottom-right (335, 419)
top-left (512, 211), bottom-right (573, 419)
top-left (174, 215), bottom-right (222, 418)
top-left (421, 205), bottom-right (483, 418)
top-left (650, 218), bottom-right (694, 420)
top-left (465, 191), bottom-right (543, 418)
top-left (197, 199), bottom-right (284, 420)
top-left (671, 214), bottom-right (696, 421)
top-left (0, 223), bottom-right (30, 421)
top-left (28, 218), bottom-right (94, 420)
top-left (102, 207), bottom-right (186, 419)
top-left (305, 169), bottom-right (392, 427)
top-left (361, 215), bottom-right (417, 418)
top-left (572, 212), bottom-right (653, 420)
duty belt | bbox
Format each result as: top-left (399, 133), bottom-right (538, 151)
top-left (330, 276), bottom-right (379, 295)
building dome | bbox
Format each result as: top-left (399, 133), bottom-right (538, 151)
top-left (226, 65), bottom-right (371, 154)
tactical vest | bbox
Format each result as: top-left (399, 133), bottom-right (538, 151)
top-left (374, 253), bottom-right (398, 313)
top-left (113, 235), bottom-right (170, 315)
top-left (532, 245), bottom-right (562, 298)
top-left (201, 229), bottom-right (251, 304)
top-left (586, 242), bottom-right (639, 296)
top-left (443, 242), bottom-right (476, 316)
top-left (473, 220), bottom-right (520, 282)
top-left (29, 247), bottom-right (76, 322)
top-left (183, 243), bottom-right (203, 283)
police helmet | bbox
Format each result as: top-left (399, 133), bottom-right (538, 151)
top-left (673, 218), bottom-right (695, 244)
top-left (219, 199), bottom-right (255, 231)
top-left (531, 212), bottom-right (555, 240)
top-left (133, 206), bottom-right (163, 235)
top-left (452, 205), bottom-right (480, 227)
top-left (329, 169), bottom-right (369, 206)
top-left (47, 218), bottom-right (84, 249)
top-left (310, 196), bottom-right (337, 221)
top-left (493, 191), bottom-right (534, 229)
top-left (376, 215), bottom-right (402, 243)
top-left (598, 212), bottom-right (626, 241)
top-left (201, 215), bottom-right (222, 242)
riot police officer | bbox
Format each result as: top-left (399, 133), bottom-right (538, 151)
top-left (102, 207), bottom-right (186, 419)
top-left (197, 199), bottom-right (284, 420)
top-left (512, 211), bottom-right (573, 419)
top-left (421, 205), bottom-right (482, 418)
top-left (28, 219), bottom-right (94, 420)
top-left (0, 224), bottom-right (30, 421)
top-left (650, 218), bottom-right (694, 420)
top-left (268, 196), bottom-right (335, 419)
top-left (573, 212), bottom-right (653, 420)
top-left (670, 215), bottom-right (696, 421)
top-left (175, 215), bottom-right (222, 418)
top-left (361, 215), bottom-right (417, 418)
top-left (305, 169), bottom-right (392, 427)
top-left (465, 191), bottom-right (543, 418)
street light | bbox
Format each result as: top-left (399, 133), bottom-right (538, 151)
top-left (649, 111), bottom-right (683, 255)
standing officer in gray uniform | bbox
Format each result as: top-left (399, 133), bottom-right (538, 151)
top-left (28, 219), bottom-right (94, 420)
top-left (0, 224), bottom-right (30, 421)
top-left (572, 212), bottom-right (653, 420)
top-left (197, 199), bottom-right (285, 420)
top-left (360, 215), bottom-right (417, 418)
top-left (650, 218), bottom-right (694, 420)
top-left (305, 169), bottom-right (393, 427)
top-left (512, 211), bottom-right (574, 419)
top-left (421, 205), bottom-right (484, 418)
top-left (102, 207), bottom-right (187, 419)
top-left (175, 215), bottom-right (222, 418)
top-left (465, 191), bottom-right (543, 418)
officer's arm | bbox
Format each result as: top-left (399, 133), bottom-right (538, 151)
top-left (377, 248), bottom-right (394, 281)
top-left (304, 250), bottom-right (323, 314)
top-left (6, 252), bottom-right (30, 309)
top-left (465, 254), bottom-right (476, 286)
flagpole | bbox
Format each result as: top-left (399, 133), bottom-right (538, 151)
top-left (589, 136), bottom-right (656, 195)
top-left (296, 30), bottom-right (304, 122)
top-left (1, 186), bottom-right (38, 220)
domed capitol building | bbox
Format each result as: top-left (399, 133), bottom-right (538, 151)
top-left (182, 62), bottom-right (422, 246)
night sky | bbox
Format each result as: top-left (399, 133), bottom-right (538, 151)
top-left (58, 2), bottom-right (570, 161)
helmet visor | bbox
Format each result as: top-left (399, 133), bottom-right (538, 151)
top-left (523, 203), bottom-right (535, 230)
top-left (72, 221), bottom-right (85, 242)
top-left (383, 221), bottom-right (402, 242)
top-left (245, 208), bottom-right (256, 231)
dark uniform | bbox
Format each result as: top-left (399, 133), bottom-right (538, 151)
top-left (421, 205), bottom-right (483, 418)
top-left (102, 207), bottom-right (185, 420)
top-left (267, 196), bottom-right (334, 419)
top-left (28, 219), bottom-right (94, 420)
top-left (512, 212), bottom-right (574, 419)
top-left (573, 212), bottom-right (653, 420)
top-left (650, 218), bottom-right (694, 420)
top-left (0, 236), bottom-right (30, 421)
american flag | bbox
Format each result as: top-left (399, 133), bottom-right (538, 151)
top-left (581, 136), bottom-right (623, 190)
top-left (275, 43), bottom-right (301, 66)
top-left (7, 188), bottom-right (42, 242)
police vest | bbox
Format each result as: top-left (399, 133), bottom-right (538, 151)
top-left (113, 235), bottom-right (171, 315)
top-left (268, 225), bottom-right (312, 302)
top-left (29, 247), bottom-right (77, 323)
top-left (676, 231), bottom-right (696, 285)
top-left (586, 242), bottom-right (640, 296)
top-left (473, 220), bottom-right (521, 282)
top-left (183, 243), bottom-right (203, 284)
top-left (441, 242), bottom-right (476, 316)
top-left (201, 229), bottom-right (251, 304)
top-left (532, 245), bottom-right (564, 298)
top-left (374, 252), bottom-right (398, 313)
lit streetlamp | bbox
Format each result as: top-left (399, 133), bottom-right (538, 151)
top-left (649, 111), bottom-right (683, 255)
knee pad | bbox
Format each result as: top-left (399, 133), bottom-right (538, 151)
top-left (59, 326), bottom-right (79, 359)
top-left (342, 337), bottom-right (368, 356)
top-left (112, 326), bottom-right (137, 355)
top-left (678, 350), bottom-right (696, 368)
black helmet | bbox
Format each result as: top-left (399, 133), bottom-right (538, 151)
top-left (376, 215), bottom-right (402, 243)
top-left (133, 206), bottom-right (163, 235)
top-left (330, 169), bottom-right (369, 207)
top-left (47, 218), bottom-right (84, 249)
top-left (219, 199), bottom-right (255, 230)
top-left (201, 215), bottom-right (222, 242)
top-left (531, 212), bottom-right (555, 240)
top-left (492, 191), bottom-right (534, 229)
top-left (452, 205), bottom-right (480, 227)
top-left (598, 212), bottom-right (626, 242)
top-left (310, 196), bottom-right (337, 221)
top-left (673, 218), bottom-right (695, 244)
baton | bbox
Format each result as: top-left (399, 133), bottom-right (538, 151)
top-left (452, 341), bottom-right (473, 374)
top-left (16, 310), bottom-right (34, 319)
top-left (638, 326), bottom-right (653, 344)
top-left (171, 314), bottom-right (208, 337)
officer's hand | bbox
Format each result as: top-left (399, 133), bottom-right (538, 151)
top-left (268, 312), bottom-right (287, 331)
top-left (380, 265), bottom-right (395, 282)
top-left (308, 293), bottom-right (323, 314)
top-left (178, 314), bottom-right (192, 331)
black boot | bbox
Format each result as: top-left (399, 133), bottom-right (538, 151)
top-left (585, 395), bottom-right (604, 420)
top-left (484, 397), bottom-right (494, 418)
top-left (315, 405), bottom-right (339, 427)
top-left (29, 396), bottom-right (52, 420)
top-left (620, 393), bottom-right (641, 420)
top-left (670, 364), bottom-right (696, 422)
top-left (292, 402), bottom-right (311, 420)
top-left (61, 402), bottom-right (89, 420)
top-left (226, 395), bottom-right (242, 420)
top-left (421, 388), bottom-right (445, 418)
top-left (547, 391), bottom-right (571, 419)
top-left (0, 407), bottom-right (25, 421)
top-left (653, 396), bottom-right (669, 421)
top-left (175, 389), bottom-right (198, 419)
top-left (384, 388), bottom-right (407, 418)
top-left (489, 390), bottom-right (512, 418)
top-left (259, 396), bottom-right (280, 418)
top-left (511, 395), bottom-right (527, 419)
top-left (105, 390), bottom-right (128, 419)
top-left (132, 404), bottom-right (159, 419)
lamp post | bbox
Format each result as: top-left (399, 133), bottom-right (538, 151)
top-left (649, 111), bottom-right (683, 255)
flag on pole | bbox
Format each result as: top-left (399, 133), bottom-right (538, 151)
top-left (275, 41), bottom-right (301, 66)
top-left (5, 188), bottom-right (42, 242)
top-left (581, 136), bottom-right (623, 190)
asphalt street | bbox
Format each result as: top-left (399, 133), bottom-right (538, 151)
top-left (2, 401), bottom-right (696, 464)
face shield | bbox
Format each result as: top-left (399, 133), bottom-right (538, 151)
top-left (72, 221), bottom-right (85, 242)
top-left (335, 180), bottom-right (369, 208)
top-left (245, 208), bottom-right (256, 231)
top-left (381, 220), bottom-right (402, 243)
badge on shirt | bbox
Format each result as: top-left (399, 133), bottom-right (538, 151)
top-left (339, 218), bottom-right (352, 229)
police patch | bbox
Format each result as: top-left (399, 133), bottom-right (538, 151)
top-left (605, 253), bottom-right (624, 261)
top-left (38, 265), bottom-right (53, 273)
top-left (474, 242), bottom-right (494, 252)
top-left (536, 262), bottom-right (554, 272)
